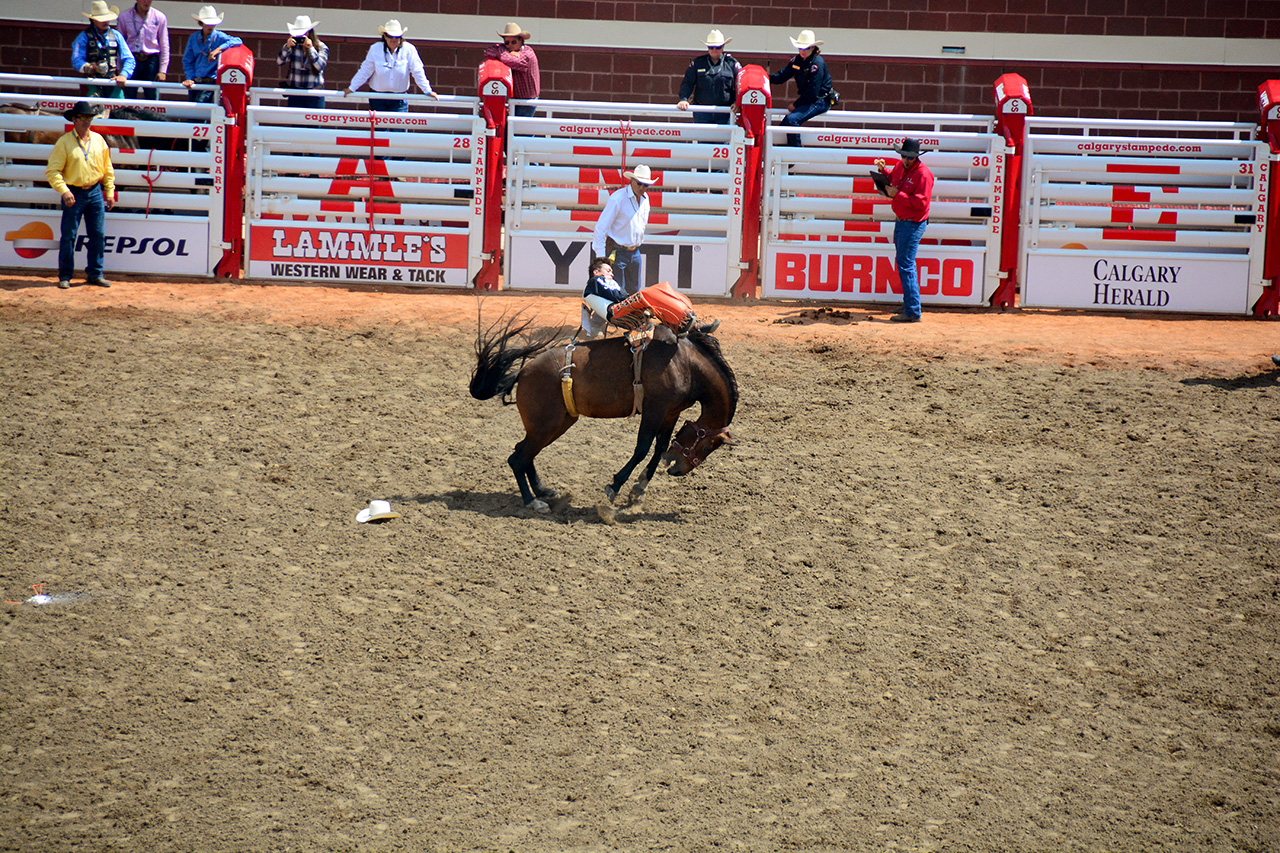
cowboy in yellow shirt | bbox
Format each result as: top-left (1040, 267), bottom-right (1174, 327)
top-left (46, 101), bottom-right (115, 289)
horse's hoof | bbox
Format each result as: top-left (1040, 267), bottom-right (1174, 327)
top-left (596, 501), bottom-right (617, 525)
top-left (527, 498), bottom-right (550, 514)
top-left (626, 483), bottom-right (648, 507)
top-left (603, 485), bottom-right (618, 503)
top-left (536, 488), bottom-right (560, 500)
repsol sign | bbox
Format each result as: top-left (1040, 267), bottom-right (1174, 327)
top-left (772, 252), bottom-right (976, 298)
top-left (76, 235), bottom-right (190, 256)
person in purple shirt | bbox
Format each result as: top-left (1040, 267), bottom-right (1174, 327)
top-left (117, 0), bottom-right (170, 100)
top-left (182, 5), bottom-right (242, 104)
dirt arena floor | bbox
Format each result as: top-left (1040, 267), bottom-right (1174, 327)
top-left (1, 273), bottom-right (1278, 852)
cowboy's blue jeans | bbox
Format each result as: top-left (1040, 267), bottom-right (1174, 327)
top-left (59, 184), bottom-right (106, 281)
top-left (781, 100), bottom-right (829, 146)
top-left (893, 218), bottom-right (928, 319)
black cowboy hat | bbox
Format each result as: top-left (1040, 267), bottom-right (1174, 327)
top-left (893, 138), bottom-right (926, 157)
top-left (63, 101), bottom-right (99, 120)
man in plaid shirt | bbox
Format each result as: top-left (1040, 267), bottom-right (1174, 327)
top-left (277, 14), bottom-right (328, 109)
top-left (484, 22), bottom-right (540, 117)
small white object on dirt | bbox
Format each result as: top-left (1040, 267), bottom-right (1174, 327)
top-left (356, 499), bottom-right (401, 523)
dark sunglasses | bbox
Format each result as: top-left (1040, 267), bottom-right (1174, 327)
top-left (503, 38), bottom-right (521, 44)
top-left (708, 45), bottom-right (724, 49)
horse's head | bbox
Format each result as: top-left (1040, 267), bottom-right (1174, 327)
top-left (663, 420), bottom-right (732, 476)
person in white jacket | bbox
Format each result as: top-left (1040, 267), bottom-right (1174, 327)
top-left (343, 19), bottom-right (439, 111)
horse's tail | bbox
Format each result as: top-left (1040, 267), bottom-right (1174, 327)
top-left (469, 313), bottom-right (563, 403)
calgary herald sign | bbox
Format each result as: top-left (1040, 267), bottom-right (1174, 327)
top-left (1022, 250), bottom-right (1252, 314)
top-left (247, 225), bottom-right (469, 286)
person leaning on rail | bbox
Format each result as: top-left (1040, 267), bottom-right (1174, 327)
top-left (676, 29), bottom-right (740, 125)
top-left (116, 0), bottom-right (168, 101)
top-left (46, 102), bottom-right (115, 291)
top-left (277, 14), bottom-right (328, 109)
top-left (344, 20), bottom-right (440, 112)
top-left (181, 5), bottom-right (241, 104)
top-left (71, 1), bottom-right (136, 100)
top-left (484, 23), bottom-right (540, 117)
top-left (769, 29), bottom-right (833, 147)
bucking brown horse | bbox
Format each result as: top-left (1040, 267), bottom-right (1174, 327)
top-left (469, 316), bottom-right (737, 520)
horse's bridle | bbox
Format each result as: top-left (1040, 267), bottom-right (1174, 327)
top-left (666, 422), bottom-right (732, 470)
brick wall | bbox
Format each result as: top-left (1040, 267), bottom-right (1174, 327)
top-left (133, 0), bottom-right (1278, 38)
top-left (3, 17), bottom-right (1272, 124)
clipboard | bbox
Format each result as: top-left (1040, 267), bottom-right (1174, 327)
top-left (869, 170), bottom-right (891, 197)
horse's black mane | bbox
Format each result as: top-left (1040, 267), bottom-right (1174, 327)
top-left (685, 329), bottom-right (739, 419)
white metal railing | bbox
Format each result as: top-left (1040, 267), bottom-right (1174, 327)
top-left (242, 94), bottom-right (487, 286)
top-left (1019, 115), bottom-right (1269, 313)
top-left (761, 110), bottom-right (1005, 306)
top-left (502, 101), bottom-right (746, 296)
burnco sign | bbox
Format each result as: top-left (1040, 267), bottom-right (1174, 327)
top-left (1023, 252), bottom-right (1252, 314)
top-left (762, 246), bottom-right (987, 305)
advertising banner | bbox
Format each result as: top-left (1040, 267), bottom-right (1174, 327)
top-left (1023, 250), bottom-right (1251, 314)
top-left (0, 214), bottom-right (210, 275)
top-left (247, 225), bottom-right (469, 287)
top-left (506, 235), bottom-right (730, 295)
top-left (763, 245), bottom-right (988, 305)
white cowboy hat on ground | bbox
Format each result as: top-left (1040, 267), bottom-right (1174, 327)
top-left (790, 29), bottom-right (823, 49)
top-left (192, 5), bottom-right (224, 25)
top-left (82, 1), bottom-right (120, 22)
top-left (702, 29), bottom-right (731, 47)
top-left (623, 164), bottom-right (657, 185)
top-left (286, 15), bottom-right (317, 36)
top-left (356, 499), bottom-right (401, 523)
top-left (498, 22), bottom-right (531, 40)
top-left (378, 19), bottom-right (407, 37)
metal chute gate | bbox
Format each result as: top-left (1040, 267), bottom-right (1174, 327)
top-left (243, 89), bottom-right (487, 287)
top-left (760, 110), bottom-right (1007, 307)
top-left (0, 73), bottom-right (227, 277)
top-left (1018, 116), bottom-right (1270, 314)
top-left (500, 99), bottom-right (747, 296)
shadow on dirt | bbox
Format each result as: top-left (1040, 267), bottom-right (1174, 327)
top-left (393, 489), bottom-right (681, 524)
top-left (1181, 368), bottom-right (1280, 391)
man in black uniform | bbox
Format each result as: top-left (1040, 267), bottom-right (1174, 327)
top-left (676, 29), bottom-right (740, 125)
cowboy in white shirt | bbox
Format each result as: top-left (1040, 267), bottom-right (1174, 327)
top-left (591, 164), bottom-right (657, 296)
top-left (344, 19), bottom-right (439, 112)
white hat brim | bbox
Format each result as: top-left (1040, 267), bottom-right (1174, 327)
top-left (356, 508), bottom-right (401, 523)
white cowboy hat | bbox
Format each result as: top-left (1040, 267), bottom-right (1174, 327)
top-left (286, 15), bottom-right (318, 37)
top-left (702, 29), bottom-right (731, 47)
top-left (82, 1), bottom-right (120, 22)
top-left (191, 5), bottom-right (224, 25)
top-left (378, 19), bottom-right (407, 37)
top-left (623, 164), bottom-right (658, 185)
top-left (497, 22), bottom-right (531, 40)
top-left (356, 499), bottom-right (401, 524)
top-left (790, 29), bottom-right (823, 49)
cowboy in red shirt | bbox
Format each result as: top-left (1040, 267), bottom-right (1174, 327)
top-left (877, 138), bottom-right (934, 322)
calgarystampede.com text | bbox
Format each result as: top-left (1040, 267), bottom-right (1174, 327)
top-left (1076, 142), bottom-right (1203, 153)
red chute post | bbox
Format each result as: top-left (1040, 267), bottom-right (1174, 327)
top-left (991, 73), bottom-right (1032, 309)
top-left (732, 65), bottom-right (770, 299)
top-left (474, 60), bottom-right (512, 290)
top-left (213, 45), bottom-right (253, 279)
top-left (1254, 80), bottom-right (1280, 316)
